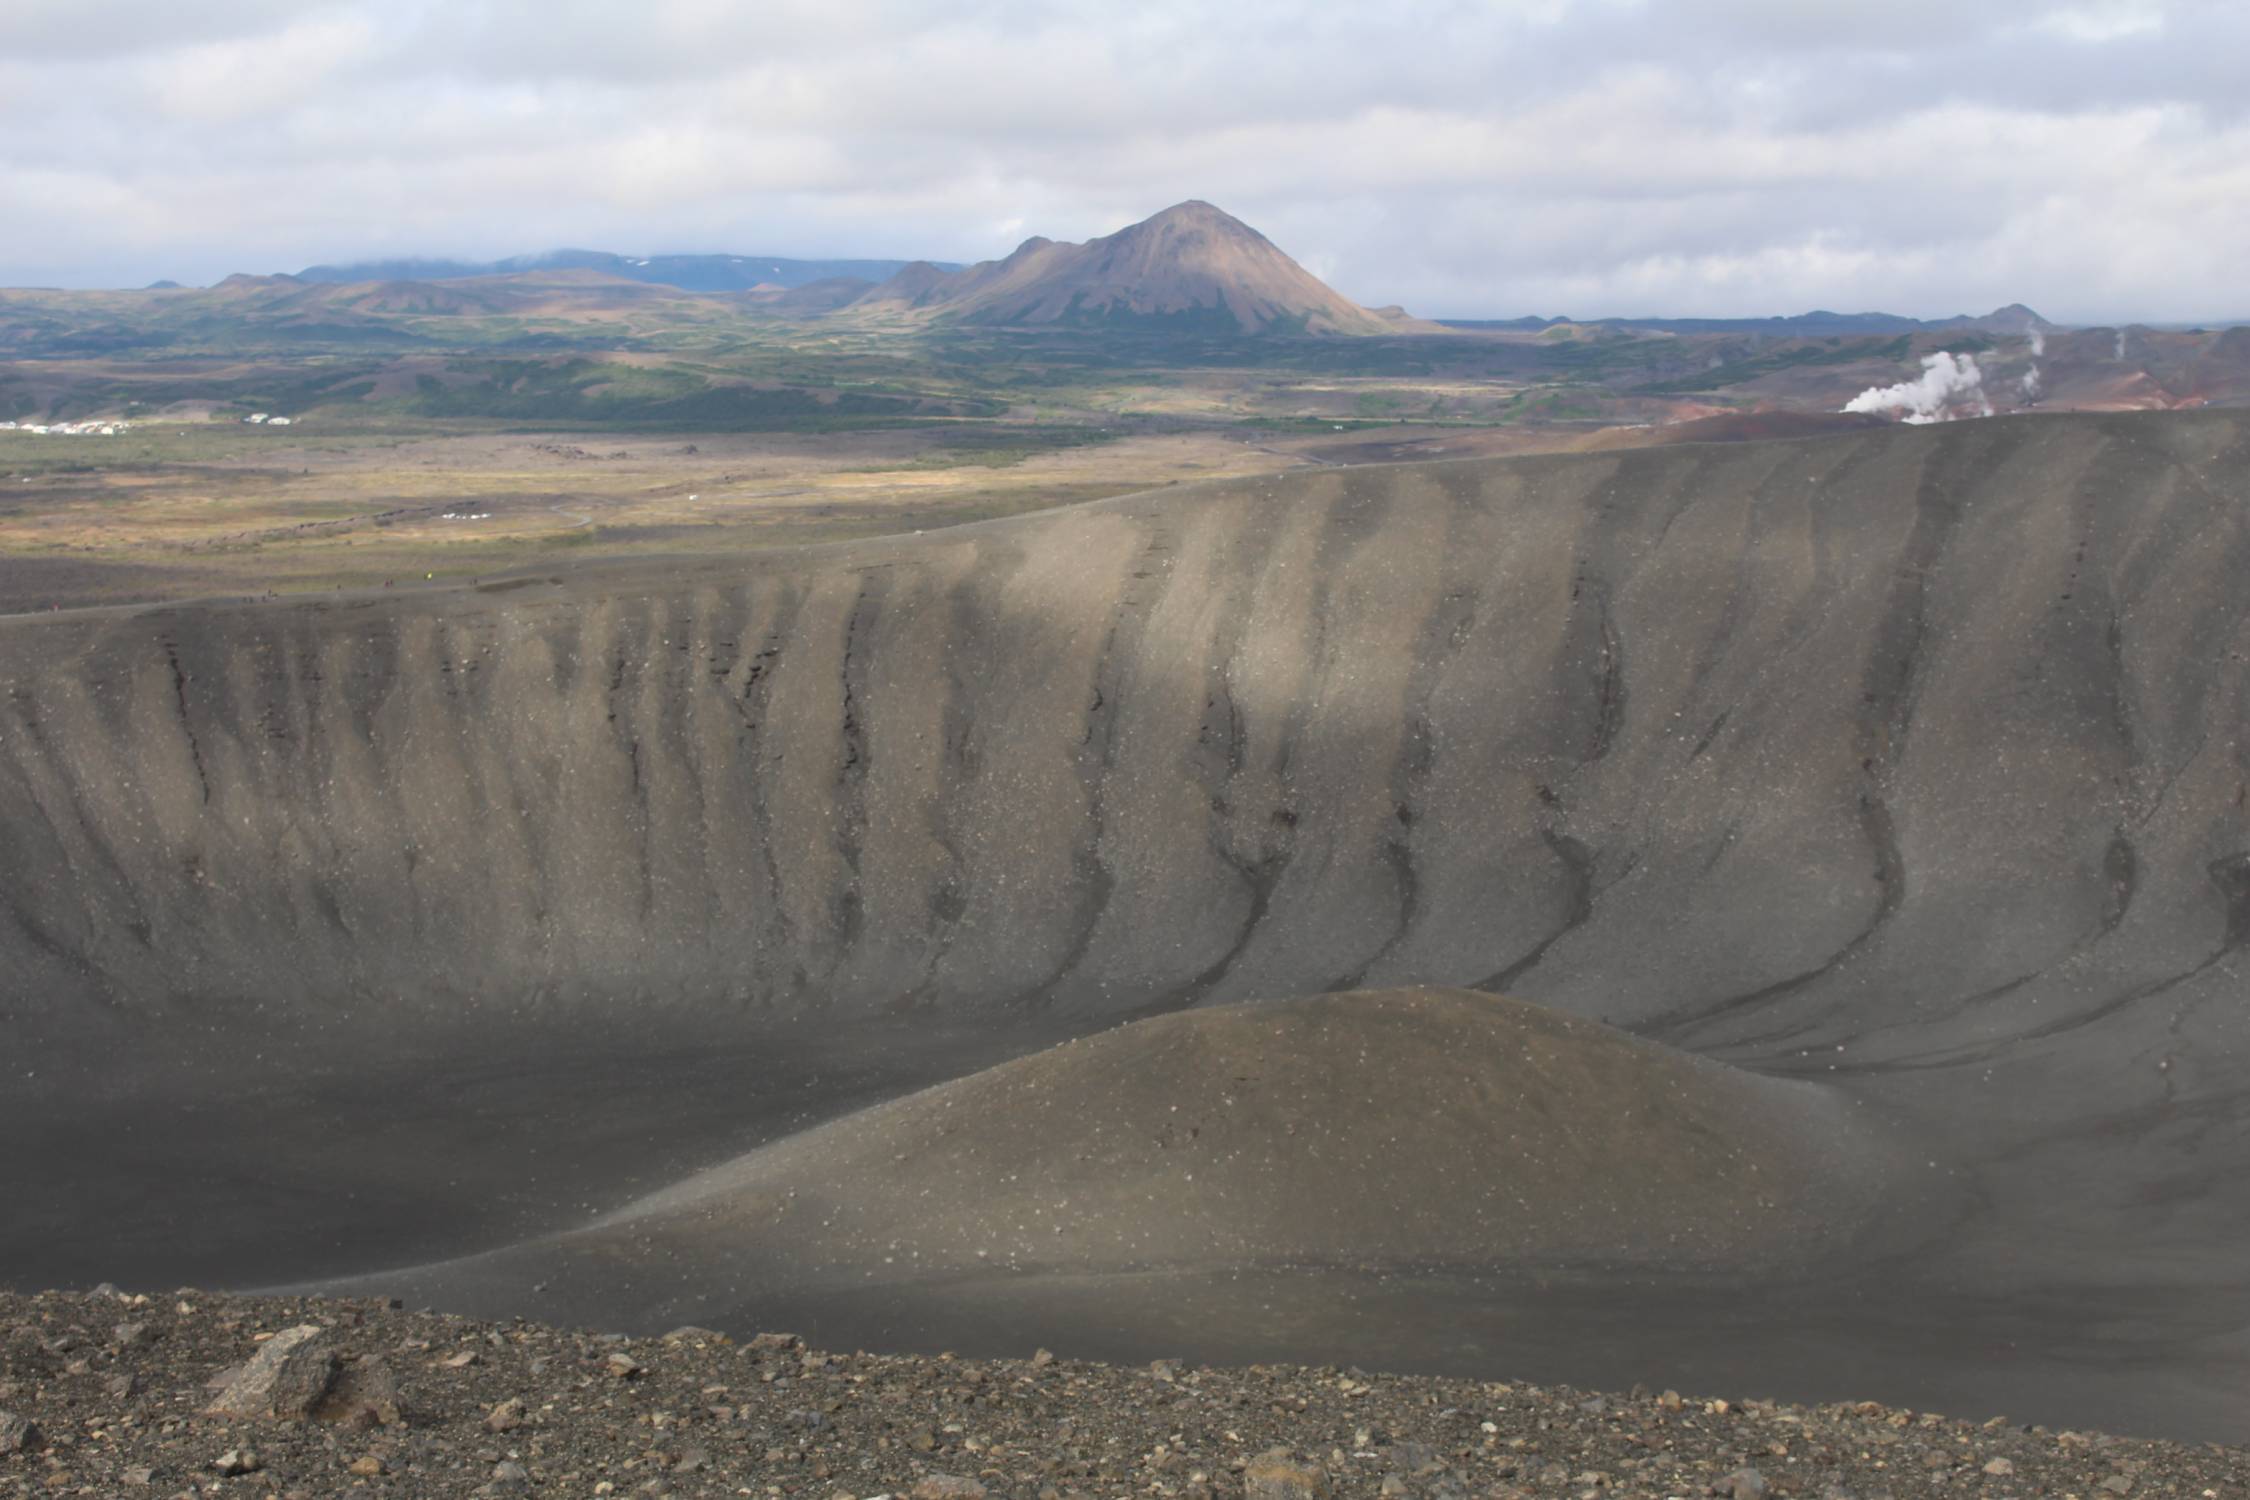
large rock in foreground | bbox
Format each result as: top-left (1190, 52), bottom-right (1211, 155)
top-left (203, 1325), bottom-right (335, 1420)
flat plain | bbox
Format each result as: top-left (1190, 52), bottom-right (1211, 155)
top-left (8, 264), bottom-right (2239, 613)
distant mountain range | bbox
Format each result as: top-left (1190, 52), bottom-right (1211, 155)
top-left (1444, 303), bottom-right (2055, 338)
top-left (273, 204), bottom-right (1422, 337)
top-left (295, 249), bottom-right (958, 293)
top-left (125, 209), bottom-right (2095, 344)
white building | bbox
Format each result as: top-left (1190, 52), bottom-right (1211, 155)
top-left (11, 419), bottom-right (133, 437)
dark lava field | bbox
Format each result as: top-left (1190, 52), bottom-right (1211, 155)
top-left (2, 410), bottom-right (2245, 1442)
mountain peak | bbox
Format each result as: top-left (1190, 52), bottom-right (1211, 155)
top-left (1942, 302), bottom-right (2055, 335)
top-left (1986, 302), bottom-right (2054, 329)
top-left (213, 272), bottom-right (304, 293)
top-left (853, 200), bottom-right (1398, 335)
top-left (1120, 200), bottom-right (1265, 242)
top-left (1144, 198), bottom-right (1230, 223)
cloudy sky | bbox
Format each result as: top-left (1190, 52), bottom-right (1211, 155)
top-left (4, 0), bottom-right (2245, 321)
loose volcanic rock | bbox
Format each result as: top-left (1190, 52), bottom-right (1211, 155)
top-left (211, 1445), bottom-right (262, 1475)
top-left (0, 1410), bottom-right (38, 1454)
top-left (910, 1476), bottom-right (988, 1500)
top-left (0, 1289), bottom-right (2239, 1499)
top-left (1715, 1467), bottom-right (1770, 1499)
top-left (1246, 1448), bottom-right (1333, 1500)
top-left (317, 1353), bottom-right (404, 1427)
top-left (202, 1324), bottom-right (336, 1420)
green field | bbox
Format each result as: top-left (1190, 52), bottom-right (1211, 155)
top-left (0, 278), bottom-right (2020, 612)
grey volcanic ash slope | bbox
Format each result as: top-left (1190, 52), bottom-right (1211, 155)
top-left (327, 987), bottom-right (1925, 1356)
top-left (4, 409), bottom-right (2245, 1059)
top-left (525, 989), bottom-right (1907, 1279)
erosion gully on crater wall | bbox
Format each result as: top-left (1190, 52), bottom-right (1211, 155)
top-left (2, 410), bottom-right (2247, 1442)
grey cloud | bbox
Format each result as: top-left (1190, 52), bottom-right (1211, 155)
top-left (3, 0), bottom-right (2244, 321)
top-left (2, 0), bottom-right (317, 58)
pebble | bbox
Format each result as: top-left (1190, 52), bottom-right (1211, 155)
top-left (1716, 1466), bottom-right (1770, 1500)
top-left (910, 1477), bottom-right (986, 1500)
top-left (1246, 1447), bottom-right (1332, 1500)
top-left (662, 1325), bottom-right (724, 1345)
top-left (212, 1446), bottom-right (263, 1475)
top-left (0, 1410), bottom-right (40, 1454)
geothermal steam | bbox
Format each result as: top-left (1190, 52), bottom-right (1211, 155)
top-left (1843, 352), bottom-right (1992, 424)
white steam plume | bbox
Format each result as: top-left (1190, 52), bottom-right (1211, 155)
top-left (2029, 328), bottom-right (2046, 358)
top-left (2115, 329), bottom-right (2128, 360)
top-left (2021, 329), bottom-right (2045, 404)
top-left (1842, 352), bottom-right (1989, 425)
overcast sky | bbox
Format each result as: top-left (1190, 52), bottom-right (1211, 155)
top-left (4, 0), bottom-right (2245, 321)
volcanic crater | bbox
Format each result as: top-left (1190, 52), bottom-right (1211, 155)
top-left (3, 409), bottom-right (2247, 1442)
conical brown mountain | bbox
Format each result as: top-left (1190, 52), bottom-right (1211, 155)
top-left (852, 200), bottom-right (1411, 335)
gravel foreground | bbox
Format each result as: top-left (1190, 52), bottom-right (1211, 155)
top-left (1, 1289), bottom-right (2240, 1500)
